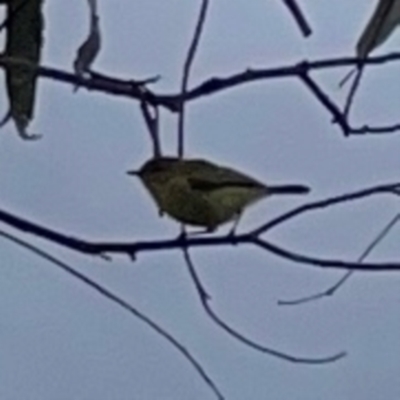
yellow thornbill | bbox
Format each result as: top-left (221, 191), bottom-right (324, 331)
top-left (128, 157), bottom-right (310, 233)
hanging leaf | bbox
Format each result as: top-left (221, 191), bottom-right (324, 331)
top-left (3, 0), bottom-right (44, 139)
top-left (73, 0), bottom-right (101, 91)
top-left (357, 0), bottom-right (400, 58)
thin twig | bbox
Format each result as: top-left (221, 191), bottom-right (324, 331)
top-left (177, 0), bottom-right (210, 158)
top-left (3, 53), bottom-right (400, 135)
top-left (0, 229), bottom-right (224, 400)
top-left (182, 247), bottom-right (346, 364)
top-left (280, 0), bottom-right (312, 37)
top-left (1, 183), bottom-right (400, 271)
top-left (342, 66), bottom-right (364, 125)
top-left (251, 235), bottom-right (400, 272)
top-left (140, 100), bottom-right (161, 157)
top-left (278, 213), bottom-right (400, 305)
top-left (252, 182), bottom-right (400, 236)
top-left (298, 68), bottom-right (350, 134)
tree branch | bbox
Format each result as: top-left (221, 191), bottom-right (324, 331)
top-left (280, 0), bottom-right (312, 37)
top-left (4, 52), bottom-right (400, 136)
top-left (0, 229), bottom-right (224, 400)
top-left (1, 182), bottom-right (400, 272)
top-left (178, 0), bottom-right (210, 157)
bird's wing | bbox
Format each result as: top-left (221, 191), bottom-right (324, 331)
top-left (185, 160), bottom-right (266, 188)
top-left (188, 177), bottom-right (263, 192)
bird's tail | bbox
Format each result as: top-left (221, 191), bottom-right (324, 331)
top-left (268, 184), bottom-right (310, 195)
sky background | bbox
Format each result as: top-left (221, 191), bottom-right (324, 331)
top-left (1, 1), bottom-right (400, 399)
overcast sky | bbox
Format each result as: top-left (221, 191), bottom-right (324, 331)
top-left (1, 1), bottom-right (400, 399)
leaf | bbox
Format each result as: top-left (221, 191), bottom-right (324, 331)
top-left (73, 0), bottom-right (101, 91)
top-left (4, 0), bottom-right (44, 139)
top-left (357, 0), bottom-right (400, 58)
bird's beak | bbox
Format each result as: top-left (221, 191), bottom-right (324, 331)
top-left (126, 169), bottom-right (140, 176)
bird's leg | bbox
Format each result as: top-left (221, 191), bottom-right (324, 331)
top-left (227, 211), bottom-right (243, 236)
top-left (176, 224), bottom-right (188, 240)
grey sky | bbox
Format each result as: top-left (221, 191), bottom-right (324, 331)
top-left (0, 1), bottom-right (400, 399)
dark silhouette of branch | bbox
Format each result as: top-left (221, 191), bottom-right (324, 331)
top-left (4, 53), bottom-right (400, 136)
top-left (182, 248), bottom-right (346, 364)
top-left (280, 0), bottom-right (312, 37)
top-left (178, 0), bottom-right (210, 157)
top-left (0, 229), bottom-right (224, 400)
top-left (252, 182), bottom-right (400, 235)
top-left (1, 183), bottom-right (400, 271)
top-left (277, 212), bottom-right (400, 305)
top-left (342, 66), bottom-right (364, 126)
top-left (298, 68), bottom-right (350, 134)
top-left (350, 123), bottom-right (400, 134)
top-left (140, 100), bottom-right (161, 158)
top-left (181, 52), bottom-right (400, 96)
top-left (251, 237), bottom-right (400, 271)
top-left (278, 270), bottom-right (353, 306)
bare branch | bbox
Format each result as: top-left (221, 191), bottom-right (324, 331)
top-left (140, 100), bottom-right (161, 158)
top-left (298, 68), bottom-right (350, 135)
top-left (278, 213), bottom-right (400, 305)
top-left (278, 270), bottom-right (353, 306)
top-left (1, 183), bottom-right (400, 272)
top-left (0, 229), bottom-right (225, 400)
top-left (251, 236), bottom-right (399, 272)
top-left (178, 0), bottom-right (210, 157)
top-left (252, 182), bottom-right (400, 235)
top-left (182, 248), bottom-right (345, 364)
top-left (280, 0), bottom-right (312, 37)
top-left (4, 52), bottom-right (400, 136)
top-left (342, 66), bottom-right (364, 124)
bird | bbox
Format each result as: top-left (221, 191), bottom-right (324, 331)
top-left (128, 157), bottom-right (310, 233)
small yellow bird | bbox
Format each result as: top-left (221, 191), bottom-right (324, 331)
top-left (128, 157), bottom-right (310, 232)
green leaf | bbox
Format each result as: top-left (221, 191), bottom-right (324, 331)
top-left (4, 0), bottom-right (44, 139)
top-left (357, 0), bottom-right (400, 58)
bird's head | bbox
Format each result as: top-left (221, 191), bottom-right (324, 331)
top-left (127, 157), bottom-right (181, 181)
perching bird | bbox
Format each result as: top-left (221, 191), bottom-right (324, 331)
top-left (128, 157), bottom-right (310, 233)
